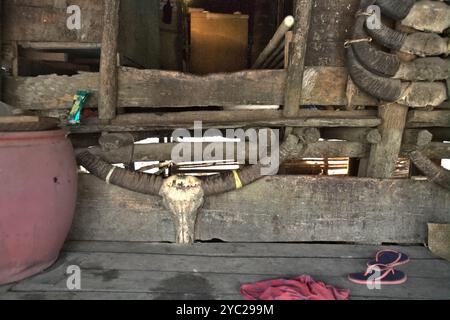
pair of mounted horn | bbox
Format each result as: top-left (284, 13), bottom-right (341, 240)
top-left (346, 0), bottom-right (450, 106)
top-left (78, 131), bottom-right (319, 244)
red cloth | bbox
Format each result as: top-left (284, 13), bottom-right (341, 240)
top-left (240, 275), bottom-right (350, 301)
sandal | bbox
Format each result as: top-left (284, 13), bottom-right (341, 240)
top-left (348, 264), bottom-right (407, 286)
top-left (367, 249), bottom-right (410, 268)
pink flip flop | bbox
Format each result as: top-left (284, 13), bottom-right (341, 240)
top-left (367, 249), bottom-right (410, 268)
top-left (348, 264), bottom-right (407, 286)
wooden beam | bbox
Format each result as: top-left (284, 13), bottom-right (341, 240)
top-left (67, 110), bottom-right (381, 133)
top-left (321, 128), bottom-right (382, 144)
top-left (98, 0), bottom-right (120, 122)
top-left (3, 67), bottom-right (377, 110)
top-left (407, 111), bottom-right (450, 128)
top-left (22, 50), bottom-right (68, 62)
top-left (366, 104), bottom-right (409, 178)
top-left (283, 0), bottom-right (313, 118)
top-left (71, 174), bottom-right (450, 243)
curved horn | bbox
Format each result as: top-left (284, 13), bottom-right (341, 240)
top-left (78, 133), bottom-right (306, 197)
top-left (346, 47), bottom-right (402, 102)
top-left (351, 15), bottom-right (401, 77)
top-left (366, 15), bottom-right (449, 57)
top-left (77, 151), bottom-right (164, 196)
top-left (410, 151), bottom-right (450, 191)
top-left (350, 16), bottom-right (450, 81)
top-left (201, 134), bottom-right (302, 196)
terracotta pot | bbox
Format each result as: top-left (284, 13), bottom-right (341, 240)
top-left (0, 130), bottom-right (77, 285)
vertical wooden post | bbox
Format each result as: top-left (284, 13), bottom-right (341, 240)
top-left (283, 0), bottom-right (313, 136)
top-left (99, 0), bottom-right (120, 123)
top-left (365, 103), bottom-right (409, 178)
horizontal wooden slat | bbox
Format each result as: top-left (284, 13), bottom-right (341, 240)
top-left (8, 253), bottom-right (449, 279)
top-left (3, 1), bottom-right (104, 42)
top-left (62, 241), bottom-right (436, 259)
top-left (407, 111), bottom-right (450, 128)
top-left (70, 174), bottom-right (450, 244)
top-left (3, 67), bottom-right (377, 110)
top-left (68, 110), bottom-right (381, 133)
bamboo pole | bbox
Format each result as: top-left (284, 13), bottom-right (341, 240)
top-left (252, 15), bottom-right (295, 69)
top-left (98, 0), bottom-right (121, 123)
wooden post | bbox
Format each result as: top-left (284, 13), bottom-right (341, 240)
top-left (284, 31), bottom-right (293, 69)
top-left (365, 103), bottom-right (409, 178)
top-left (283, 0), bottom-right (313, 137)
top-left (98, 0), bottom-right (120, 123)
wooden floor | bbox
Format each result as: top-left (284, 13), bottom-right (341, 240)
top-left (1, 242), bottom-right (449, 300)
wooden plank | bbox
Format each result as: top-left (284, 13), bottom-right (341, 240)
top-left (0, 291), bottom-right (240, 301)
top-left (18, 42), bottom-right (102, 50)
top-left (7, 250), bottom-right (450, 299)
top-left (66, 109), bottom-right (381, 133)
top-left (70, 174), bottom-right (450, 244)
top-left (6, 253), bottom-right (449, 279)
top-left (6, 275), bottom-right (450, 300)
top-left (62, 241), bottom-right (437, 260)
top-left (366, 104), bottom-right (409, 178)
top-left (283, 0), bottom-right (313, 118)
top-left (0, 116), bottom-right (39, 124)
top-left (22, 50), bottom-right (68, 62)
top-left (98, 0), bottom-right (120, 122)
top-left (407, 111), bottom-right (450, 128)
top-left (3, 1), bottom-right (104, 42)
top-left (3, 67), bottom-right (377, 111)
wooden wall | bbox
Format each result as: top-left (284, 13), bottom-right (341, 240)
top-left (306, 0), bottom-right (359, 67)
top-left (2, 0), bottom-right (160, 69)
top-left (70, 174), bottom-right (450, 244)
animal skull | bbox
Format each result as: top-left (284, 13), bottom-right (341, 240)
top-left (159, 175), bottom-right (205, 244)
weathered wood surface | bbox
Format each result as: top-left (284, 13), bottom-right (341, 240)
top-left (67, 110), bottom-right (381, 133)
top-left (3, 67), bottom-right (377, 110)
top-left (3, 0), bottom-right (104, 42)
top-left (366, 104), bottom-right (409, 179)
top-left (306, 0), bottom-right (359, 67)
top-left (1, 242), bottom-right (448, 300)
top-left (283, 0), bottom-right (313, 118)
top-left (406, 111), bottom-right (450, 128)
top-left (70, 174), bottom-right (450, 244)
top-left (98, 0), bottom-right (120, 122)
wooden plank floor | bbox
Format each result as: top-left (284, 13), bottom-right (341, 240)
top-left (0, 242), bottom-right (449, 300)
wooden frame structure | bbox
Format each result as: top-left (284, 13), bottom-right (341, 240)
top-left (1, 0), bottom-right (449, 244)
